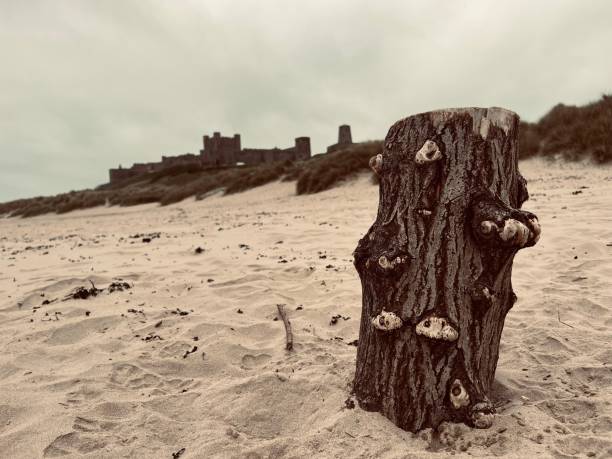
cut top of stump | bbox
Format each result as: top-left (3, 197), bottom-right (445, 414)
top-left (416, 107), bottom-right (516, 139)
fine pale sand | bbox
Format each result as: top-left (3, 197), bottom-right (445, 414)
top-left (1, 159), bottom-right (611, 459)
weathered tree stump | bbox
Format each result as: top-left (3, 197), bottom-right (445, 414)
top-left (353, 107), bottom-right (540, 432)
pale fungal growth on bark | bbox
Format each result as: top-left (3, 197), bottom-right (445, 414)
top-left (371, 310), bottom-right (403, 331)
top-left (415, 140), bottom-right (442, 165)
top-left (479, 218), bottom-right (536, 248)
top-left (529, 217), bottom-right (541, 243)
top-left (378, 256), bottom-right (391, 269)
top-left (480, 220), bottom-right (498, 235)
top-left (369, 154), bottom-right (383, 175)
top-left (378, 255), bottom-right (407, 270)
top-left (499, 219), bottom-right (530, 247)
top-left (470, 402), bottom-right (495, 429)
top-left (415, 316), bottom-right (459, 342)
top-left (449, 379), bottom-right (470, 409)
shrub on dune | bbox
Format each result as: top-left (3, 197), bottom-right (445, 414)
top-left (295, 141), bottom-right (382, 195)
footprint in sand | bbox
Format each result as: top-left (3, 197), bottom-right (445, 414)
top-left (45, 316), bottom-right (121, 346)
top-left (109, 363), bottom-right (161, 389)
top-left (0, 404), bottom-right (21, 434)
top-left (73, 416), bottom-right (117, 433)
top-left (536, 398), bottom-right (597, 424)
top-left (241, 353), bottom-right (271, 369)
top-left (43, 413), bottom-right (127, 457)
top-left (92, 401), bottom-right (134, 420)
top-left (43, 431), bottom-right (108, 457)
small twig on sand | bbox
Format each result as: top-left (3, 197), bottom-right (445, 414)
top-left (557, 306), bottom-right (574, 328)
top-left (277, 304), bottom-right (293, 351)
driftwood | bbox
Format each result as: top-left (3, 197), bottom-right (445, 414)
top-left (277, 304), bottom-right (293, 351)
top-left (353, 107), bottom-right (540, 432)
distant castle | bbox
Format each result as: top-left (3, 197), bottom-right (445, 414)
top-left (109, 125), bottom-right (353, 184)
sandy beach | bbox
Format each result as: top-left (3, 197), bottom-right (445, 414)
top-left (1, 158), bottom-right (611, 459)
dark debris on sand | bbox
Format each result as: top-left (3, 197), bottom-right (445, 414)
top-left (129, 232), bottom-right (161, 243)
top-left (182, 346), bottom-right (198, 358)
top-left (329, 314), bottom-right (350, 325)
top-left (63, 279), bottom-right (132, 301)
top-left (64, 281), bottom-right (102, 301)
top-left (108, 280), bottom-right (131, 293)
top-left (142, 332), bottom-right (163, 342)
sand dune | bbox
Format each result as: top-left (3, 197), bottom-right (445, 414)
top-left (1, 158), bottom-right (611, 458)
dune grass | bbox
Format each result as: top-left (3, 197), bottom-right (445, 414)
top-left (0, 141), bottom-right (382, 217)
top-left (296, 141), bottom-right (382, 194)
top-left (519, 94), bottom-right (612, 163)
top-left (0, 144), bottom-right (382, 217)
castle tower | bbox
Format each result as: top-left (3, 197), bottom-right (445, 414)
top-left (338, 125), bottom-right (352, 145)
top-left (294, 137), bottom-right (311, 160)
top-left (201, 135), bottom-right (212, 164)
top-left (326, 125), bottom-right (354, 153)
top-left (200, 132), bottom-right (241, 166)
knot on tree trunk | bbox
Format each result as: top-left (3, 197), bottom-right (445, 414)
top-left (377, 254), bottom-right (408, 270)
top-left (470, 193), bottom-right (541, 248)
top-left (369, 154), bottom-right (383, 175)
top-left (353, 107), bottom-right (540, 433)
top-left (415, 140), bottom-right (443, 164)
top-left (371, 310), bottom-right (403, 331)
top-left (470, 402), bottom-right (496, 429)
top-left (449, 379), bottom-right (470, 409)
top-left (415, 316), bottom-right (458, 342)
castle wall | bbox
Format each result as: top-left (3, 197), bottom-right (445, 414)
top-left (239, 137), bottom-right (310, 165)
top-left (109, 161), bottom-right (162, 184)
top-left (131, 163), bottom-right (160, 173)
top-left (239, 148), bottom-right (269, 165)
top-left (161, 153), bottom-right (200, 168)
top-left (109, 168), bottom-right (138, 184)
top-left (200, 133), bottom-right (310, 166)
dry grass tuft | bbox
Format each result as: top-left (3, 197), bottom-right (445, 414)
top-left (520, 94), bottom-right (612, 163)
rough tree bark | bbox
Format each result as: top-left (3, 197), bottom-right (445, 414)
top-left (353, 107), bottom-right (541, 432)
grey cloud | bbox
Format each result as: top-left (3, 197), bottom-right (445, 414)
top-left (1, 0), bottom-right (611, 200)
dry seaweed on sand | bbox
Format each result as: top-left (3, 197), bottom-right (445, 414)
top-left (63, 281), bottom-right (102, 300)
top-left (107, 280), bottom-right (131, 293)
top-left (62, 279), bottom-right (132, 301)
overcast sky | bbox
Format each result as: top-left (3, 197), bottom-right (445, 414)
top-left (1, 0), bottom-right (611, 201)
